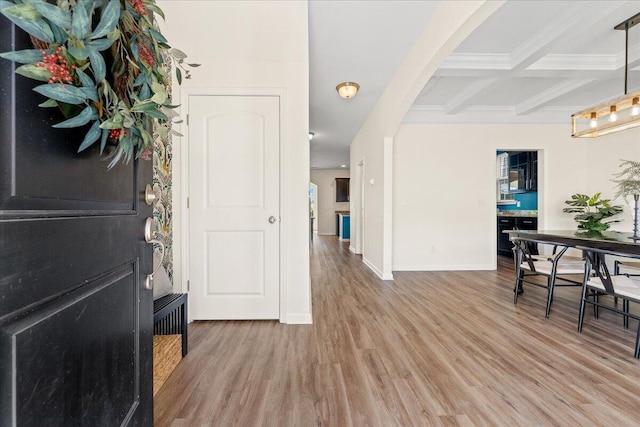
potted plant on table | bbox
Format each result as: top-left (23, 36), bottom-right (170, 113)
top-left (563, 193), bottom-right (623, 235)
top-left (612, 159), bottom-right (640, 240)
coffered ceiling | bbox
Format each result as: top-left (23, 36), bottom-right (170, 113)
top-left (309, 0), bottom-right (640, 170)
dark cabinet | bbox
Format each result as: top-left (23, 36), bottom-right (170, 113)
top-left (497, 216), bottom-right (538, 257)
top-left (516, 217), bottom-right (537, 230)
top-left (497, 217), bottom-right (515, 257)
top-left (508, 151), bottom-right (537, 192)
top-left (336, 178), bottom-right (349, 202)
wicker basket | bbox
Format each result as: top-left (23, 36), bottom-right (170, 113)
top-left (153, 334), bottom-right (182, 396)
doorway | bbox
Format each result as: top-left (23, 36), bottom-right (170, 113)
top-left (496, 149), bottom-right (540, 258)
top-left (186, 94), bottom-right (282, 320)
top-left (310, 182), bottom-right (318, 238)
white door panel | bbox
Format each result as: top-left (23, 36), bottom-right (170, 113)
top-left (189, 95), bottom-right (280, 319)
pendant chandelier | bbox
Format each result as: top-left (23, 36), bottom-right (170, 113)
top-left (572, 13), bottom-right (640, 138)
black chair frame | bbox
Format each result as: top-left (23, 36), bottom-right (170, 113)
top-left (578, 247), bottom-right (640, 359)
top-left (512, 237), bottom-right (584, 318)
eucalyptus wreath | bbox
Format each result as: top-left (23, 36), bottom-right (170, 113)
top-left (0, 0), bottom-right (197, 168)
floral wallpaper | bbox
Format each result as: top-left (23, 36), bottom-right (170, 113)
top-left (152, 122), bottom-right (173, 281)
top-left (152, 53), bottom-right (174, 282)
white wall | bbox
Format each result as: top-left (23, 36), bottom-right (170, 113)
top-left (310, 169), bottom-right (351, 235)
top-left (350, 1), bottom-right (504, 280)
top-left (157, 1), bottom-right (311, 323)
top-left (584, 131), bottom-right (640, 230)
top-left (393, 123), bottom-right (640, 270)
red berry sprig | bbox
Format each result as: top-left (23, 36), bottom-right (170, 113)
top-left (131, 0), bottom-right (147, 16)
top-left (138, 41), bottom-right (156, 68)
top-left (36, 46), bottom-right (74, 85)
top-left (108, 128), bottom-right (127, 139)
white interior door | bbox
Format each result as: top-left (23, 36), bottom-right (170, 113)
top-left (188, 95), bottom-right (280, 319)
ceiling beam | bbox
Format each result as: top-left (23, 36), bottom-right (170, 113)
top-left (516, 78), bottom-right (598, 115)
top-left (438, 2), bottom-right (632, 115)
top-left (443, 78), bottom-right (500, 114)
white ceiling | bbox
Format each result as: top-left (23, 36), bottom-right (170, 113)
top-left (308, 0), bottom-right (438, 169)
top-left (309, 0), bottom-right (640, 170)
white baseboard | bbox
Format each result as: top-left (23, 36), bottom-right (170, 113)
top-left (362, 256), bottom-right (394, 281)
top-left (285, 313), bottom-right (313, 324)
top-left (318, 232), bottom-right (335, 236)
top-left (349, 245), bottom-right (356, 253)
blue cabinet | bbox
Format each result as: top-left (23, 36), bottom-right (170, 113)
top-left (339, 214), bottom-right (350, 241)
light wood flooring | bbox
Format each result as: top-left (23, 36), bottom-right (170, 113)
top-left (154, 235), bottom-right (640, 426)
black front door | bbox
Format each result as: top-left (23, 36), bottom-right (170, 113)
top-left (0, 20), bottom-right (153, 426)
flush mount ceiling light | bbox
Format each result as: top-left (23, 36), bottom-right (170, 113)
top-left (336, 82), bottom-right (360, 99)
top-left (308, 132), bottom-right (314, 141)
top-left (572, 13), bottom-right (640, 138)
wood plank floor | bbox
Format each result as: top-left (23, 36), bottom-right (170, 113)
top-left (154, 235), bottom-right (640, 426)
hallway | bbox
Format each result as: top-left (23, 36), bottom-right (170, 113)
top-left (155, 236), bottom-right (640, 426)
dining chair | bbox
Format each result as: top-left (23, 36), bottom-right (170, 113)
top-left (613, 259), bottom-right (640, 326)
top-left (578, 246), bottom-right (640, 358)
top-left (512, 237), bottom-right (585, 318)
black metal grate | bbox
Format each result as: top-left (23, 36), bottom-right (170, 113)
top-left (153, 293), bottom-right (188, 357)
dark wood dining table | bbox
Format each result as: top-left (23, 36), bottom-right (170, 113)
top-left (506, 229), bottom-right (640, 256)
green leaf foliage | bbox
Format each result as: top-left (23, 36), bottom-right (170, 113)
top-left (91, 0), bottom-right (120, 39)
top-left (38, 99), bottom-right (58, 108)
top-left (88, 48), bottom-right (106, 82)
top-left (139, 83), bottom-right (150, 100)
top-left (80, 86), bottom-right (99, 102)
top-left (86, 37), bottom-right (116, 52)
top-left (0, 49), bottom-right (43, 64)
top-left (169, 48), bottom-right (187, 60)
top-left (612, 159), bottom-right (640, 199)
top-left (71, 0), bottom-right (91, 40)
top-left (30, 1), bottom-right (71, 29)
top-left (0, 0), bottom-right (196, 169)
top-left (100, 128), bottom-right (109, 154)
top-left (99, 113), bottom-right (124, 129)
top-left (145, 3), bottom-right (165, 20)
top-left (3, 3), bottom-right (40, 20)
top-left (68, 45), bottom-right (89, 60)
top-left (143, 107), bottom-right (168, 121)
top-left (147, 28), bottom-right (166, 43)
top-left (33, 83), bottom-right (87, 105)
top-left (75, 68), bottom-right (94, 88)
top-left (15, 63), bottom-right (50, 81)
top-left (0, 10), bottom-right (54, 43)
top-left (77, 120), bottom-right (102, 152)
top-left (563, 193), bottom-right (623, 232)
top-left (49, 21), bottom-right (68, 44)
top-left (150, 81), bottom-right (167, 104)
top-left (53, 105), bottom-right (98, 128)
top-left (107, 146), bottom-right (125, 169)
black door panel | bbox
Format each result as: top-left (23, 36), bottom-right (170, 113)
top-left (0, 18), bottom-right (153, 426)
top-left (3, 265), bottom-right (138, 426)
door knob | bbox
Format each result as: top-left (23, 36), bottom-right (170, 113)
top-left (269, 216), bottom-right (277, 224)
top-left (144, 184), bottom-right (157, 206)
top-left (144, 217), bottom-right (165, 290)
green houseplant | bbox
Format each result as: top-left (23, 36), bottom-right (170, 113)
top-left (563, 193), bottom-right (623, 232)
top-left (612, 159), bottom-right (640, 239)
